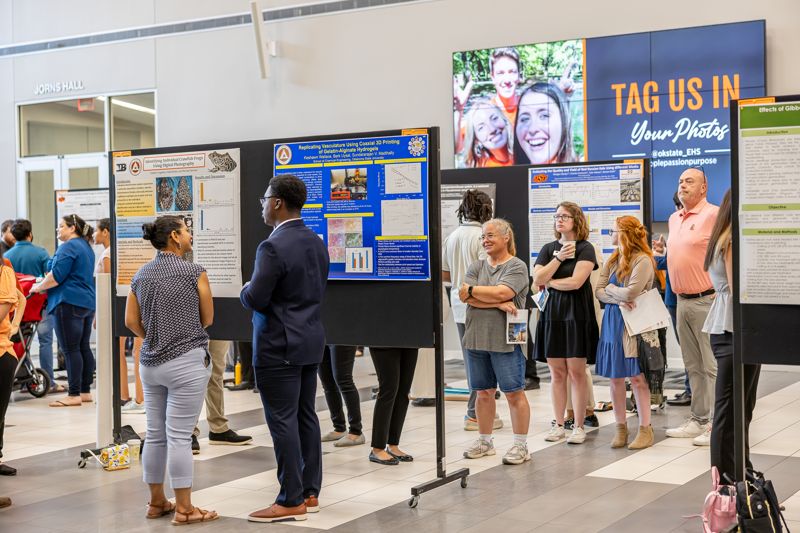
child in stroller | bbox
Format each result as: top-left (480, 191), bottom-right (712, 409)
top-left (12, 274), bottom-right (51, 397)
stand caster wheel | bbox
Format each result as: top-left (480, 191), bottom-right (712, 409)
top-left (408, 496), bottom-right (419, 508)
top-left (460, 477), bottom-right (468, 488)
top-left (78, 458), bottom-right (86, 468)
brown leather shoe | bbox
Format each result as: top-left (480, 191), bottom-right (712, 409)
top-left (0, 496), bottom-right (11, 508)
top-left (248, 502), bottom-right (307, 523)
top-left (305, 495), bottom-right (319, 513)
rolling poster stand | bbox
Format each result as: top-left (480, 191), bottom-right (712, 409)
top-left (108, 126), bottom-right (467, 505)
top-left (731, 95), bottom-right (800, 481)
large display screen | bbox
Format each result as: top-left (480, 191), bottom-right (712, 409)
top-left (452, 20), bottom-right (765, 220)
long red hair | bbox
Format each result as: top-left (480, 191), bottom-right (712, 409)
top-left (608, 216), bottom-right (655, 281)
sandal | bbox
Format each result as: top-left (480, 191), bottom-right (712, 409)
top-left (49, 384), bottom-right (66, 393)
top-left (49, 399), bottom-right (81, 407)
top-left (171, 506), bottom-right (219, 526)
top-left (595, 401), bottom-right (613, 412)
top-left (146, 500), bottom-right (176, 519)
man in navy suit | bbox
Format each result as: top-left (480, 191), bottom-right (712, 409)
top-left (241, 175), bottom-right (329, 523)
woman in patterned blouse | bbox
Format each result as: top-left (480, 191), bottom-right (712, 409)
top-left (125, 215), bottom-right (218, 526)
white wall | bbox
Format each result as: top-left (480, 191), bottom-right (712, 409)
top-left (1, 0), bottom-right (799, 220)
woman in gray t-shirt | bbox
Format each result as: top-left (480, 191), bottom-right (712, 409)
top-left (458, 218), bottom-right (531, 466)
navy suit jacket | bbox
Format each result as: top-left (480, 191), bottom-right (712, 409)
top-left (240, 219), bottom-right (330, 367)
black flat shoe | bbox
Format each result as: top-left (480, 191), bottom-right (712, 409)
top-left (369, 451), bottom-right (399, 465)
top-left (387, 450), bottom-right (413, 462)
top-left (0, 463), bottom-right (17, 476)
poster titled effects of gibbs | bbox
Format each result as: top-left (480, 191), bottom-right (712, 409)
top-left (113, 149), bottom-right (243, 297)
top-left (274, 132), bottom-right (431, 281)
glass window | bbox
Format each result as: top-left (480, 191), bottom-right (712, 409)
top-left (27, 170), bottom-right (57, 254)
top-left (110, 93), bottom-right (155, 151)
top-left (19, 98), bottom-right (105, 157)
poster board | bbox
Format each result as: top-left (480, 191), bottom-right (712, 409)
top-left (110, 128), bottom-right (441, 346)
top-left (54, 187), bottom-right (110, 250)
top-left (732, 95), bottom-right (800, 365)
top-left (273, 132), bottom-right (431, 281)
top-left (440, 183), bottom-right (496, 241)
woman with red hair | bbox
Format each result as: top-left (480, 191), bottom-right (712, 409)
top-left (595, 216), bottom-right (657, 450)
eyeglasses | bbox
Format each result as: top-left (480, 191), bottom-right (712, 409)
top-left (553, 214), bottom-right (573, 221)
top-left (259, 195), bottom-right (277, 207)
top-left (609, 229), bottom-right (619, 235)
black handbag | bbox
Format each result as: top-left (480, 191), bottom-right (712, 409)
top-left (636, 329), bottom-right (665, 372)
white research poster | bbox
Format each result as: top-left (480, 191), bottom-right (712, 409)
top-left (112, 149), bottom-right (243, 297)
top-left (737, 99), bottom-right (800, 305)
top-left (529, 161), bottom-right (645, 274)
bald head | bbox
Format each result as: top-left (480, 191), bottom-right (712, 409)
top-left (677, 167), bottom-right (707, 211)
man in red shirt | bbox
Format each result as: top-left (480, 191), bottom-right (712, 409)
top-left (656, 167), bottom-right (718, 445)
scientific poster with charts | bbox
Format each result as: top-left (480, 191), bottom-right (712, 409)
top-left (55, 187), bottom-right (110, 263)
top-left (737, 98), bottom-right (800, 305)
top-left (528, 161), bottom-right (645, 274)
top-left (112, 149), bottom-right (243, 297)
top-left (273, 131), bottom-right (430, 280)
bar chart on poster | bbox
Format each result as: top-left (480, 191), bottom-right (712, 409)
top-left (273, 131), bottom-right (431, 281)
top-left (112, 149), bottom-right (243, 296)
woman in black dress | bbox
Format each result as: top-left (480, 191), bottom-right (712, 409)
top-left (533, 202), bottom-right (598, 445)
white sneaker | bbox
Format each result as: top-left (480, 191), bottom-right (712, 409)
top-left (502, 443), bottom-right (531, 465)
top-left (545, 424), bottom-right (566, 442)
top-left (693, 425), bottom-right (712, 446)
top-left (567, 426), bottom-right (586, 444)
top-left (666, 418), bottom-right (706, 438)
top-left (121, 400), bottom-right (145, 414)
top-left (463, 438), bottom-right (496, 459)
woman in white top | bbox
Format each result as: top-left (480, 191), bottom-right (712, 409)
top-left (702, 189), bottom-right (760, 480)
top-left (94, 218), bottom-right (144, 413)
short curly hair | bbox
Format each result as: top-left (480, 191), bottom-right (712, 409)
top-left (269, 175), bottom-right (307, 211)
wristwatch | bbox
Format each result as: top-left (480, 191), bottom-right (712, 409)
top-left (468, 285), bottom-right (474, 298)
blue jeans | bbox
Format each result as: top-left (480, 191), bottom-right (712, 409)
top-left (465, 346), bottom-right (526, 393)
top-left (52, 303), bottom-right (95, 397)
top-left (456, 323), bottom-right (477, 419)
top-left (37, 310), bottom-right (55, 383)
top-left (140, 348), bottom-right (211, 488)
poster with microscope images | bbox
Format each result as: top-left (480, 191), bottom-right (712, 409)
top-left (273, 131), bottom-right (430, 280)
top-left (112, 149), bottom-right (243, 297)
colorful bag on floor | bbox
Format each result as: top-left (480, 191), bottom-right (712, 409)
top-left (87, 443), bottom-right (130, 471)
top-left (735, 470), bottom-right (790, 532)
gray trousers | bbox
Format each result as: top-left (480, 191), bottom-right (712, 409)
top-left (141, 348), bottom-right (211, 488)
top-left (676, 294), bottom-right (717, 423)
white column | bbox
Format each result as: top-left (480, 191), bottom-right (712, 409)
top-left (95, 273), bottom-right (113, 447)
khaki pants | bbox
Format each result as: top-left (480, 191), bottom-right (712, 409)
top-left (677, 294), bottom-right (717, 423)
top-left (194, 339), bottom-right (230, 435)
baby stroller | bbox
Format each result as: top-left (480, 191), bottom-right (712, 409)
top-left (12, 274), bottom-right (51, 398)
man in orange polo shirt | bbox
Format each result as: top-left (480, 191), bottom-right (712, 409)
top-left (658, 167), bottom-right (718, 445)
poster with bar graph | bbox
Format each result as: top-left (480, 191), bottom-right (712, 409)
top-left (273, 131), bottom-right (430, 280)
top-left (112, 148), bottom-right (243, 296)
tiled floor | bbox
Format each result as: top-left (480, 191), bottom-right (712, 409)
top-left (3, 353), bottom-right (800, 532)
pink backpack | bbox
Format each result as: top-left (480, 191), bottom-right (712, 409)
top-left (689, 467), bottom-right (737, 533)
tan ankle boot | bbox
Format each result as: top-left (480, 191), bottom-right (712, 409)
top-left (628, 425), bottom-right (654, 450)
top-left (611, 423), bottom-right (628, 448)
